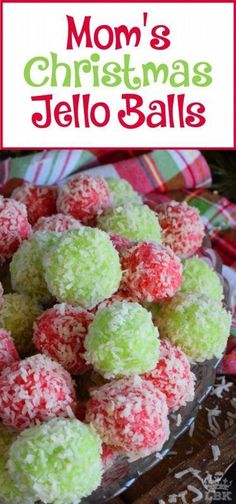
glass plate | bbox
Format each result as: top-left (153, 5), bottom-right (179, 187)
top-left (82, 357), bottom-right (219, 503)
top-left (81, 246), bottom-right (229, 503)
top-left (36, 246), bottom-right (229, 504)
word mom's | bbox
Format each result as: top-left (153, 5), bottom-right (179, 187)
top-left (66, 13), bottom-right (171, 51)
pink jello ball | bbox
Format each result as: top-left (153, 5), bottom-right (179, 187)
top-left (12, 183), bottom-right (57, 225)
top-left (121, 241), bottom-right (182, 302)
top-left (0, 328), bottom-right (19, 373)
top-left (101, 443), bottom-right (118, 470)
top-left (33, 213), bottom-right (83, 233)
top-left (0, 197), bottom-right (31, 262)
top-left (57, 175), bottom-right (111, 224)
top-left (0, 354), bottom-right (76, 430)
top-left (33, 304), bottom-right (94, 375)
top-left (86, 375), bottom-right (169, 460)
top-left (156, 201), bottom-right (204, 258)
top-left (142, 339), bottom-right (196, 412)
top-left (109, 233), bottom-right (133, 254)
top-left (92, 289), bottom-right (138, 314)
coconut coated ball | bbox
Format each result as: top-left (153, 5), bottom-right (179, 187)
top-left (33, 303), bottom-right (94, 375)
top-left (156, 201), bottom-right (204, 258)
top-left (0, 424), bottom-right (34, 504)
top-left (109, 233), bottom-right (133, 254)
top-left (121, 241), bottom-right (182, 302)
top-left (57, 174), bottom-right (111, 224)
top-left (0, 197), bottom-right (31, 262)
top-left (157, 292), bottom-right (232, 362)
top-left (0, 354), bottom-right (76, 430)
top-left (142, 339), bottom-right (195, 412)
top-left (12, 183), bottom-right (57, 225)
top-left (85, 301), bottom-right (159, 378)
top-left (86, 375), bottom-right (169, 460)
top-left (10, 232), bottom-right (59, 304)
top-left (43, 228), bottom-right (122, 309)
top-left (181, 257), bottom-right (223, 302)
top-left (33, 213), bottom-right (83, 233)
top-left (0, 329), bottom-right (19, 373)
top-left (106, 177), bottom-right (142, 207)
top-left (0, 293), bottom-right (42, 354)
top-left (8, 418), bottom-right (103, 504)
top-left (92, 289), bottom-right (138, 313)
top-left (98, 204), bottom-right (162, 243)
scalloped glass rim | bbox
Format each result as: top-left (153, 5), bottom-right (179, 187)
top-left (82, 357), bottom-right (220, 503)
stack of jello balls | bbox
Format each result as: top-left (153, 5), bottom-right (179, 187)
top-left (0, 175), bottom-right (231, 504)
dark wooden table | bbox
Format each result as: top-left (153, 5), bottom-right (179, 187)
top-left (110, 375), bottom-right (236, 504)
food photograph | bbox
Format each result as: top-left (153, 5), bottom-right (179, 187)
top-left (0, 149), bottom-right (235, 504)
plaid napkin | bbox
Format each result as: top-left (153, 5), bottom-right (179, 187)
top-left (0, 149), bottom-right (211, 194)
top-left (0, 148), bottom-right (235, 372)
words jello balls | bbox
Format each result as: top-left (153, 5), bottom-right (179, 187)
top-left (157, 292), bottom-right (232, 362)
top-left (85, 301), bottom-right (159, 378)
top-left (43, 228), bottom-right (122, 309)
top-left (8, 418), bottom-right (103, 504)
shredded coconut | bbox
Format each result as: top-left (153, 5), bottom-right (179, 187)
top-left (211, 445), bottom-right (221, 462)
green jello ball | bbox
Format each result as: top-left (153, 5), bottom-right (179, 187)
top-left (85, 301), bottom-right (160, 378)
top-left (0, 293), bottom-right (42, 354)
top-left (10, 232), bottom-right (59, 304)
top-left (181, 257), bottom-right (223, 302)
top-left (43, 228), bottom-right (122, 309)
top-left (8, 418), bottom-right (102, 504)
top-left (106, 178), bottom-right (142, 207)
top-left (98, 204), bottom-right (162, 242)
top-left (157, 292), bottom-right (232, 362)
top-left (0, 425), bottom-right (34, 504)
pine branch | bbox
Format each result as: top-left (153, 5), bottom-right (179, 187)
top-left (202, 151), bottom-right (236, 203)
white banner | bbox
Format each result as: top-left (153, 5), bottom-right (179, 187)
top-left (2, 2), bottom-right (234, 148)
